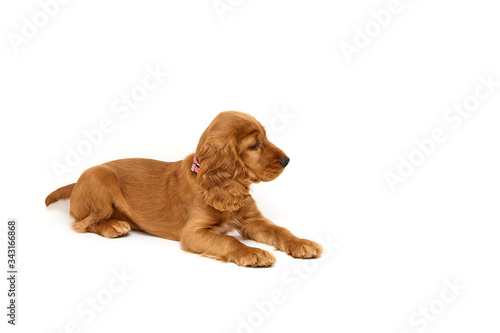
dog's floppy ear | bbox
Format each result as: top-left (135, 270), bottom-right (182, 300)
top-left (196, 134), bottom-right (250, 211)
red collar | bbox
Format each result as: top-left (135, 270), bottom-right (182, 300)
top-left (191, 156), bottom-right (200, 173)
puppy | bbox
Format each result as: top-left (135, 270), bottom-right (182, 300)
top-left (46, 111), bottom-right (322, 267)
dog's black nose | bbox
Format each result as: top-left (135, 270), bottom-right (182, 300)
top-left (280, 157), bottom-right (290, 168)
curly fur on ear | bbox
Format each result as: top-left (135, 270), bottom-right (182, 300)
top-left (196, 136), bottom-right (251, 211)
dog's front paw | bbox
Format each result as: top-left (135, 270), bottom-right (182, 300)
top-left (283, 238), bottom-right (323, 259)
top-left (231, 247), bottom-right (276, 268)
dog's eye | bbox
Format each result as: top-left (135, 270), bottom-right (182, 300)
top-left (248, 142), bottom-right (260, 150)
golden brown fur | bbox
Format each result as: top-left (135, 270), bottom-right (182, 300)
top-left (46, 111), bottom-right (322, 267)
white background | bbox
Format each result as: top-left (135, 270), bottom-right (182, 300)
top-left (1, 0), bottom-right (500, 332)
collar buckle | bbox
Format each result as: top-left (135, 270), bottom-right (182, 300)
top-left (191, 156), bottom-right (200, 174)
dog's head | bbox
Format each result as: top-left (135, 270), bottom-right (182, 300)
top-left (195, 111), bottom-right (289, 211)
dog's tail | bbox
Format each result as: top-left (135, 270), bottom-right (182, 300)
top-left (45, 183), bottom-right (76, 207)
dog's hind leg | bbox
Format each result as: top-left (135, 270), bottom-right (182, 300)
top-left (72, 212), bottom-right (131, 238)
top-left (84, 219), bottom-right (131, 238)
top-left (69, 165), bottom-right (131, 238)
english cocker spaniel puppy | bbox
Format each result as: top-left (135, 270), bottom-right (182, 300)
top-left (46, 111), bottom-right (323, 267)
